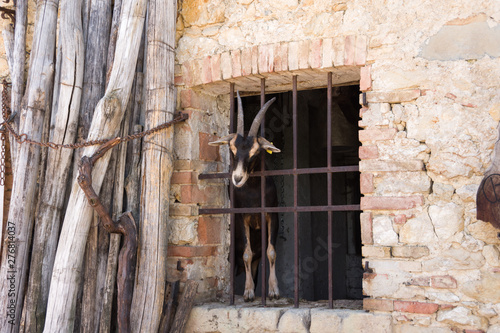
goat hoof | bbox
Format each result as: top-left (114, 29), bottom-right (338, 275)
top-left (244, 289), bottom-right (255, 302)
top-left (268, 288), bottom-right (280, 300)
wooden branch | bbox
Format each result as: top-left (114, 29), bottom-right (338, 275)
top-left (77, 140), bottom-right (137, 333)
top-left (158, 281), bottom-right (179, 333)
top-left (130, 0), bottom-right (177, 331)
top-left (45, 0), bottom-right (147, 330)
top-left (169, 280), bottom-right (199, 333)
top-left (0, 0), bottom-right (58, 331)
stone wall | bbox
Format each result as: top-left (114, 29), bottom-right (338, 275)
top-left (175, 0), bottom-right (500, 332)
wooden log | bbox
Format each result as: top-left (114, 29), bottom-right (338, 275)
top-left (9, 0), bottom-right (27, 166)
top-left (44, 0), bottom-right (147, 330)
top-left (77, 138), bottom-right (137, 333)
top-left (158, 281), bottom-right (179, 333)
top-left (130, 0), bottom-right (177, 331)
top-left (169, 280), bottom-right (199, 333)
top-left (21, 1), bottom-right (85, 332)
top-left (0, 0), bottom-right (59, 332)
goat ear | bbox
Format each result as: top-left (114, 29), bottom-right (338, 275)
top-left (208, 134), bottom-right (236, 146)
top-left (258, 137), bottom-right (281, 153)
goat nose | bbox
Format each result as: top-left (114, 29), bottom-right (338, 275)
top-left (233, 175), bottom-right (243, 184)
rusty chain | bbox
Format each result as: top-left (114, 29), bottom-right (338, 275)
top-left (0, 79), bottom-right (188, 185)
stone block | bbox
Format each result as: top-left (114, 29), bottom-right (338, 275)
top-left (468, 221), bottom-right (500, 245)
top-left (363, 298), bottom-right (394, 312)
top-left (168, 217), bottom-right (197, 245)
top-left (423, 248), bottom-right (485, 271)
top-left (169, 204), bottom-right (198, 217)
top-left (341, 311), bottom-right (392, 333)
top-left (399, 213), bottom-right (438, 245)
top-left (394, 301), bottom-right (439, 314)
top-left (171, 171), bottom-right (197, 184)
top-left (392, 246), bottom-right (430, 259)
top-left (182, 60), bottom-right (194, 87)
top-left (372, 215), bottom-right (398, 245)
top-left (463, 271), bottom-right (500, 304)
top-left (180, 89), bottom-right (201, 109)
top-left (395, 324), bottom-right (454, 333)
top-left (483, 245), bottom-right (500, 267)
top-left (429, 203), bottom-right (464, 240)
top-left (361, 195), bottom-right (424, 211)
top-left (406, 276), bottom-right (431, 287)
top-left (359, 128), bottom-right (397, 142)
top-left (238, 307), bottom-right (284, 332)
top-left (436, 306), bottom-right (485, 327)
top-left (374, 171), bottom-right (431, 195)
top-left (309, 309), bottom-right (342, 333)
top-left (364, 90), bottom-right (421, 103)
top-left (360, 160), bottom-right (424, 172)
top-left (277, 308), bottom-right (311, 333)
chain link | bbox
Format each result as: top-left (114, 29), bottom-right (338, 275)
top-left (0, 79), bottom-right (188, 184)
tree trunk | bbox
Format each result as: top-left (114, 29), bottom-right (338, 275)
top-left (0, 0), bottom-right (59, 331)
top-left (44, 0), bottom-right (147, 330)
top-left (130, 1), bottom-right (177, 331)
top-left (22, 1), bottom-right (85, 331)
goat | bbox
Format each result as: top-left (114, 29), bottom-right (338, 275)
top-left (209, 93), bottom-right (281, 301)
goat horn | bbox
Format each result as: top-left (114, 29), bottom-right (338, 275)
top-left (248, 97), bottom-right (276, 137)
top-left (237, 91), bottom-right (244, 136)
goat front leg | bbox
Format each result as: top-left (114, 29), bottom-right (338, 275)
top-left (243, 217), bottom-right (255, 302)
top-left (267, 214), bottom-right (280, 300)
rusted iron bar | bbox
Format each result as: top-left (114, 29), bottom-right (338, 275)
top-left (229, 83), bottom-right (236, 305)
top-left (0, 6), bottom-right (15, 24)
top-left (293, 75), bottom-right (299, 308)
top-left (199, 204), bottom-right (360, 215)
top-left (260, 78), bottom-right (267, 306)
top-left (327, 72), bottom-right (334, 309)
top-left (77, 137), bottom-right (137, 333)
top-left (198, 165), bottom-right (359, 180)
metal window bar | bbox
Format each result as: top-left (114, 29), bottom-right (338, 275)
top-left (198, 73), bottom-right (361, 308)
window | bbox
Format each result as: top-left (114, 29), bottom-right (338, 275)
top-left (200, 74), bottom-right (361, 308)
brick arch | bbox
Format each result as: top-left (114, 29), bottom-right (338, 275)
top-left (179, 36), bottom-right (371, 94)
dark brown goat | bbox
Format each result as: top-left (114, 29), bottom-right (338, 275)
top-left (209, 93), bottom-right (281, 301)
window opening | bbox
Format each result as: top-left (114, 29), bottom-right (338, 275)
top-left (199, 74), bottom-right (362, 308)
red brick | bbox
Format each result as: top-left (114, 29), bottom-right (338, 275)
top-left (198, 216), bottom-right (222, 245)
top-left (180, 184), bottom-right (224, 205)
top-left (231, 50), bottom-right (242, 78)
top-left (344, 35), bottom-right (356, 66)
top-left (174, 75), bottom-right (184, 86)
top-left (298, 40), bottom-right (310, 69)
top-left (360, 65), bottom-right (372, 91)
top-left (241, 48), bottom-right (252, 76)
top-left (361, 195), bottom-right (424, 210)
top-left (251, 45), bottom-right (259, 74)
top-left (406, 277), bottom-right (430, 287)
top-left (360, 212), bottom-right (373, 245)
top-left (309, 39), bottom-right (322, 68)
top-left (363, 298), bottom-right (394, 312)
top-left (182, 61), bottom-right (194, 87)
top-left (201, 56), bottom-right (212, 84)
top-left (360, 173), bottom-right (374, 194)
top-left (168, 245), bottom-right (217, 257)
top-left (359, 145), bottom-right (379, 159)
top-left (220, 52), bottom-right (232, 80)
top-left (393, 301), bottom-right (439, 314)
top-left (393, 214), bottom-right (408, 225)
top-left (171, 171), bottom-right (197, 185)
top-left (258, 44), bottom-right (274, 74)
top-left (210, 53), bottom-right (222, 82)
top-left (277, 43), bottom-right (288, 71)
top-left (431, 275), bottom-right (457, 289)
top-left (359, 128), bottom-right (397, 142)
top-left (355, 35), bottom-right (367, 65)
top-left (199, 132), bottom-right (221, 162)
top-left (180, 89), bottom-right (200, 109)
top-left (288, 41), bottom-right (299, 70)
top-left (464, 329), bottom-right (483, 333)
